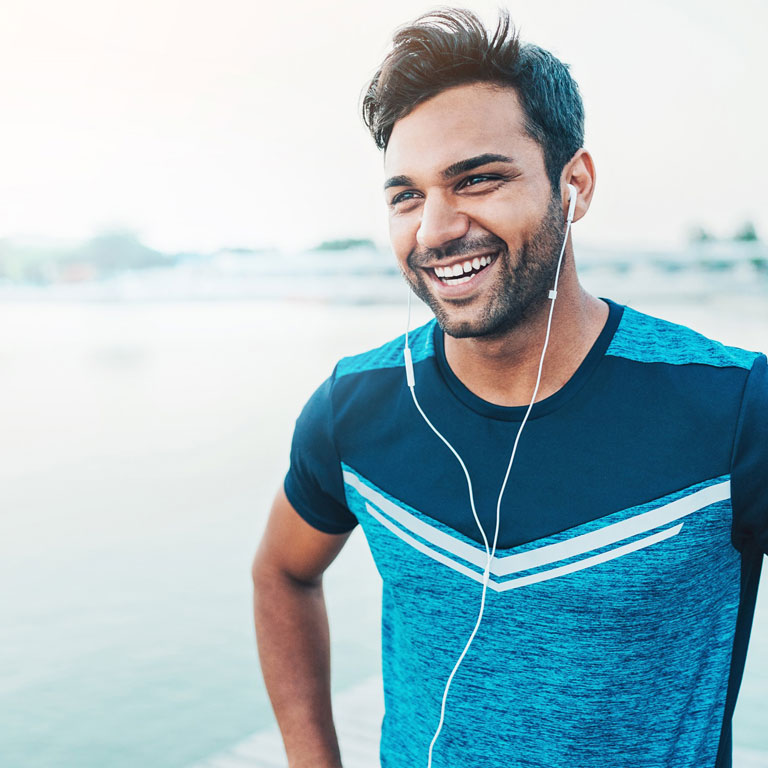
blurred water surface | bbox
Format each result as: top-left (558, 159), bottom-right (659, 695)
top-left (1, 282), bottom-right (767, 766)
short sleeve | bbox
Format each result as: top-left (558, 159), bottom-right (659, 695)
top-left (731, 353), bottom-right (768, 555)
top-left (283, 373), bottom-right (358, 534)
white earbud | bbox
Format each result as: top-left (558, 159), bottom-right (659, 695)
top-left (566, 183), bottom-right (578, 223)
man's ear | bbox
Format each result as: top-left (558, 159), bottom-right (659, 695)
top-left (561, 149), bottom-right (596, 224)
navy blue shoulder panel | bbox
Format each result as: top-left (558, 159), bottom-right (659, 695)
top-left (326, 306), bottom-right (758, 549)
top-left (287, 306), bottom-right (765, 551)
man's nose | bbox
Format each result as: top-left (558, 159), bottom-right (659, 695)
top-left (416, 193), bottom-right (470, 252)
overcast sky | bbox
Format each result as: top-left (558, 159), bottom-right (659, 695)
top-left (1, 0), bottom-right (766, 253)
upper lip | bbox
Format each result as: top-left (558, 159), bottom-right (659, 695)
top-left (420, 250), bottom-right (498, 271)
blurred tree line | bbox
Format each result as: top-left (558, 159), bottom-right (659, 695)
top-left (689, 220), bottom-right (760, 244)
top-left (0, 230), bottom-right (174, 284)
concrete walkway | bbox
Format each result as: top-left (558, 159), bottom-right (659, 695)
top-left (190, 675), bottom-right (768, 767)
top-left (189, 676), bottom-right (383, 768)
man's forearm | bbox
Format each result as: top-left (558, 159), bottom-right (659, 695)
top-left (253, 562), bottom-right (343, 768)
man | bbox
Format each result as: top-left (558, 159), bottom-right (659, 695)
top-left (252, 9), bottom-right (767, 768)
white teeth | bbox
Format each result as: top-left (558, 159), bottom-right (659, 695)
top-left (441, 274), bottom-right (472, 285)
top-left (434, 253), bottom-right (497, 285)
top-left (446, 275), bottom-right (471, 285)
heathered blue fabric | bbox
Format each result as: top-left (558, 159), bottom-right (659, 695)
top-left (345, 468), bottom-right (740, 768)
top-left (606, 305), bottom-right (759, 368)
top-left (336, 320), bottom-right (436, 379)
top-left (282, 300), bottom-right (767, 767)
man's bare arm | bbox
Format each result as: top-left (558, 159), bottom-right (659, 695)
top-left (252, 488), bottom-right (352, 768)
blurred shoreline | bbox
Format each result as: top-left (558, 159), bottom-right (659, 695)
top-left (1, 238), bottom-right (767, 305)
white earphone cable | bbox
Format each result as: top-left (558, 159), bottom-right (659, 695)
top-left (489, 218), bottom-right (571, 558)
top-left (403, 212), bottom-right (573, 768)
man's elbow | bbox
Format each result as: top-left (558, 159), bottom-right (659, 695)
top-left (251, 549), bottom-right (282, 597)
top-left (251, 548), bottom-right (321, 597)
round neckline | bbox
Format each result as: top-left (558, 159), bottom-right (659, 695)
top-left (433, 298), bottom-right (624, 422)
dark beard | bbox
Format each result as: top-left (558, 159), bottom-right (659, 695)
top-left (404, 195), bottom-right (566, 339)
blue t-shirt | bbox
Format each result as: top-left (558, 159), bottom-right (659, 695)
top-left (284, 299), bottom-right (767, 768)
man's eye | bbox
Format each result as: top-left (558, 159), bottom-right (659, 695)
top-left (462, 174), bottom-right (498, 187)
top-left (391, 191), bottom-right (420, 205)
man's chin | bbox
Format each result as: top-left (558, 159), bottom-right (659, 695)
top-left (432, 294), bottom-right (550, 339)
top-left (407, 278), bottom-right (526, 339)
top-left (433, 309), bottom-right (511, 340)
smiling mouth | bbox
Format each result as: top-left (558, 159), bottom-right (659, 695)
top-left (431, 253), bottom-right (497, 286)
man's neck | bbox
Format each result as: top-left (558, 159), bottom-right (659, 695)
top-left (443, 280), bottom-right (609, 408)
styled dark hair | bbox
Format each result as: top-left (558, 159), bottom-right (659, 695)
top-left (362, 8), bottom-right (585, 189)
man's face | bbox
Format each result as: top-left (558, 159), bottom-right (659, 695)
top-left (384, 83), bottom-right (565, 338)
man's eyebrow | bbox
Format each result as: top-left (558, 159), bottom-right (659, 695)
top-left (442, 153), bottom-right (517, 179)
top-left (384, 174), bottom-right (413, 191)
top-left (384, 154), bottom-right (517, 190)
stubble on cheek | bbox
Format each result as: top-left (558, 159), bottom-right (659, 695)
top-left (397, 195), bottom-right (565, 338)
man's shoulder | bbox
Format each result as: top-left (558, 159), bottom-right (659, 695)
top-left (300, 319), bottom-right (437, 417)
top-left (334, 318), bottom-right (437, 380)
top-left (607, 303), bottom-right (761, 370)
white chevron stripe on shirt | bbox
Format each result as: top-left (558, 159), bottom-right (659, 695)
top-left (364, 500), bottom-right (683, 591)
top-left (343, 470), bottom-right (730, 585)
